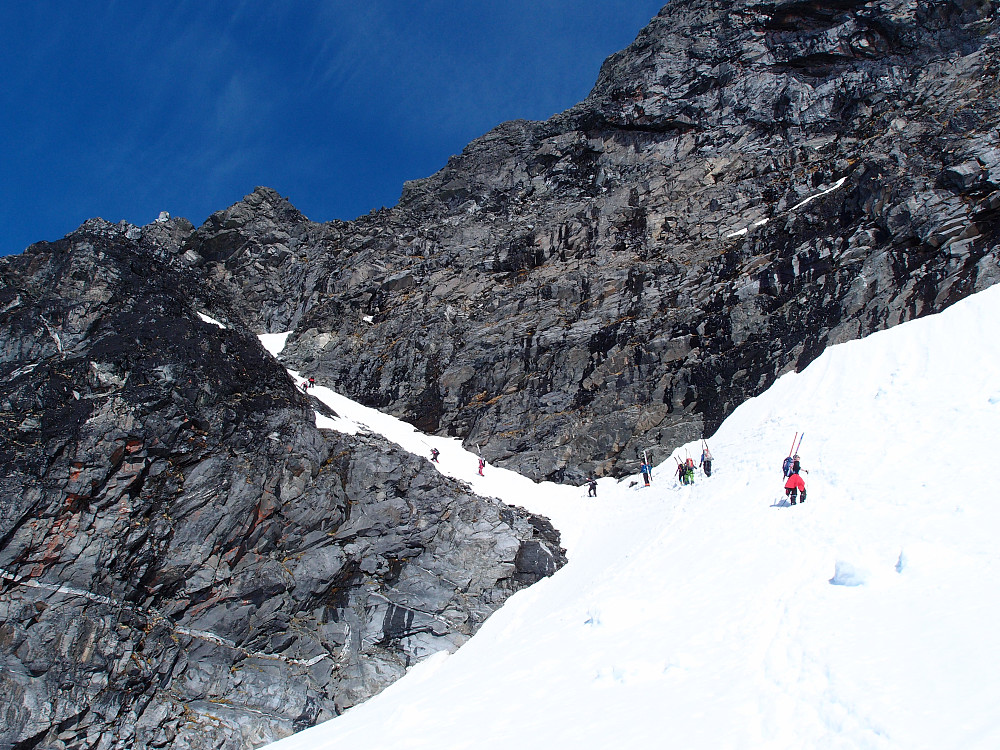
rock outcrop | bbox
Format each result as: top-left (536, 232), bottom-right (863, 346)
top-left (0, 224), bottom-right (564, 749)
top-left (3, 0), bottom-right (1000, 748)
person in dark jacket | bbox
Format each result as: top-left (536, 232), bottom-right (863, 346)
top-left (588, 477), bottom-right (598, 497)
top-left (700, 447), bottom-right (713, 477)
top-left (784, 472), bottom-right (806, 505)
top-left (430, 448), bottom-right (440, 463)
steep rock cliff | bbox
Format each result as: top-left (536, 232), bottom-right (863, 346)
top-left (3, 1), bottom-right (1000, 748)
top-left (175, 0), bottom-right (1000, 482)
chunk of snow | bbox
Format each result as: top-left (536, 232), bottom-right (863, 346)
top-left (829, 560), bottom-right (868, 586)
top-left (197, 312), bottom-right (226, 329)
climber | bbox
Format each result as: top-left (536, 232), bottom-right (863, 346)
top-left (784, 471), bottom-right (806, 505)
top-left (684, 456), bottom-right (696, 484)
top-left (430, 448), bottom-right (440, 463)
top-left (588, 477), bottom-right (598, 497)
top-left (700, 445), bottom-right (713, 477)
top-left (305, 376), bottom-right (316, 389)
top-left (478, 457), bottom-right (486, 476)
top-left (676, 460), bottom-right (687, 485)
top-left (640, 462), bottom-right (651, 487)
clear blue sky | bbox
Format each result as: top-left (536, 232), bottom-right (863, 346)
top-left (0, 1), bottom-right (666, 256)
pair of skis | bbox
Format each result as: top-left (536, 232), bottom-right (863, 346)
top-left (787, 432), bottom-right (804, 459)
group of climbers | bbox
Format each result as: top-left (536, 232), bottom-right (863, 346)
top-left (420, 430), bottom-right (808, 509)
top-left (674, 443), bottom-right (713, 485)
top-left (300, 377), bottom-right (813, 507)
top-left (425, 446), bottom-right (487, 477)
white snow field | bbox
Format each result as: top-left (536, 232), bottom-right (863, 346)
top-left (263, 283), bottom-right (1000, 750)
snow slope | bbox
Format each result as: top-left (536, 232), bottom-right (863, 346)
top-left (263, 284), bottom-right (1000, 750)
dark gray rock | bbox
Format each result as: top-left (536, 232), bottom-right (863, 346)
top-left (3, 0), bottom-right (1000, 747)
top-left (181, 0), bottom-right (1000, 483)
top-left (0, 226), bottom-right (564, 749)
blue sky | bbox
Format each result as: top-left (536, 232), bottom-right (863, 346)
top-left (0, 1), bottom-right (666, 256)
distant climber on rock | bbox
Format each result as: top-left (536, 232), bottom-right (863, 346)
top-left (431, 448), bottom-right (440, 463)
top-left (784, 471), bottom-right (806, 505)
top-left (588, 477), bottom-right (598, 497)
top-left (307, 376), bottom-right (316, 389)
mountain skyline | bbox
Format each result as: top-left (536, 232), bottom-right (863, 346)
top-left (0, 0), bottom-right (665, 257)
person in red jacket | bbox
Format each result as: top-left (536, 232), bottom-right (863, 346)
top-left (784, 472), bottom-right (806, 505)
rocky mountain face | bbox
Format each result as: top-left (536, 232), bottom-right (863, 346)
top-left (183, 0), bottom-right (999, 482)
top-left (3, 0), bottom-right (1000, 748)
top-left (0, 225), bottom-right (564, 749)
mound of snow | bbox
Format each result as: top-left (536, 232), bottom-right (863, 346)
top-left (267, 284), bottom-right (1000, 750)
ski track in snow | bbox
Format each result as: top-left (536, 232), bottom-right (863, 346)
top-left (261, 286), bottom-right (1000, 750)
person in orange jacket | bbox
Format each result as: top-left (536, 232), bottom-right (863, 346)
top-left (784, 472), bottom-right (806, 505)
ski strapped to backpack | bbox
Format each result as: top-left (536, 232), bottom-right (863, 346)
top-left (782, 432), bottom-right (804, 477)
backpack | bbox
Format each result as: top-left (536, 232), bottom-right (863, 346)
top-left (782, 456), bottom-right (793, 476)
